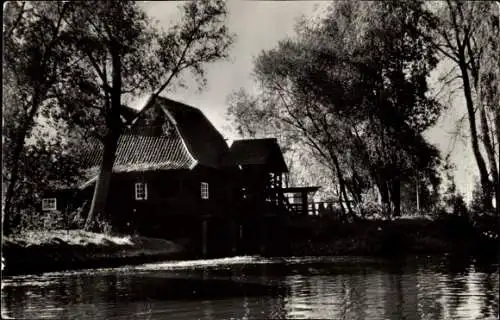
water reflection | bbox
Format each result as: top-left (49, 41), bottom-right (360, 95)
top-left (1, 256), bottom-right (498, 320)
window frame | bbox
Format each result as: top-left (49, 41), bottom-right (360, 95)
top-left (200, 182), bottom-right (209, 200)
top-left (42, 198), bottom-right (57, 211)
top-left (135, 182), bottom-right (148, 200)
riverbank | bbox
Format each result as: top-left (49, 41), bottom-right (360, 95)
top-left (287, 214), bottom-right (499, 257)
top-left (2, 230), bottom-right (184, 276)
top-left (2, 215), bottom-right (498, 276)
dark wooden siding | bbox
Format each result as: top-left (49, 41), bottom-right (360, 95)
top-left (44, 188), bottom-right (93, 213)
top-left (102, 167), bottom-right (237, 236)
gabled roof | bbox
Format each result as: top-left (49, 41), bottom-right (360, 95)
top-left (120, 105), bottom-right (140, 125)
top-left (132, 95), bottom-right (230, 168)
top-left (226, 138), bottom-right (288, 173)
top-left (78, 95), bottom-right (230, 178)
top-left (80, 134), bottom-right (197, 173)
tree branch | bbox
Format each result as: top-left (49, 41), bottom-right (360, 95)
top-left (153, 32), bottom-right (198, 97)
top-left (4, 2), bottom-right (27, 40)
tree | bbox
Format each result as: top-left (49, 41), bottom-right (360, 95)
top-left (3, 1), bottom-right (233, 232)
top-left (53, 0), bottom-right (233, 230)
top-left (5, 133), bottom-right (83, 232)
top-left (441, 158), bottom-right (468, 216)
top-left (228, 0), bottom-right (442, 218)
top-left (2, 1), bottom-right (84, 234)
top-left (424, 1), bottom-right (499, 213)
top-left (227, 89), bottom-right (276, 139)
top-left (227, 89), bottom-right (335, 199)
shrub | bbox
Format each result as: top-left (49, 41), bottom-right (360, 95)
top-left (95, 218), bottom-right (113, 234)
top-left (8, 200), bottom-right (114, 235)
top-left (13, 209), bottom-right (69, 233)
top-left (358, 200), bottom-right (386, 220)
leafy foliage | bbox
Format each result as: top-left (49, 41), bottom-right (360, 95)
top-left (3, 2), bottom-right (87, 233)
top-left (3, 1), bottom-right (234, 232)
top-left (228, 0), bottom-right (442, 218)
top-left (3, 136), bottom-right (83, 233)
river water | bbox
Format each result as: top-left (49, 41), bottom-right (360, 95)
top-left (1, 256), bottom-right (498, 320)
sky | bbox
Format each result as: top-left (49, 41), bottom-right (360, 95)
top-left (135, 0), bottom-right (477, 202)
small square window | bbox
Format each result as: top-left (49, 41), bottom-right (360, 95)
top-left (201, 182), bottom-right (209, 200)
top-left (135, 182), bottom-right (148, 200)
top-left (42, 198), bottom-right (57, 211)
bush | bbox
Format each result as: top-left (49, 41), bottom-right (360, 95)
top-left (357, 200), bottom-right (387, 220)
top-left (13, 209), bottom-right (63, 233)
top-left (95, 217), bottom-right (113, 234)
top-left (472, 212), bottom-right (499, 240)
top-left (9, 201), bottom-right (113, 235)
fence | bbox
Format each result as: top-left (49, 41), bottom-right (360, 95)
top-left (289, 201), bottom-right (345, 217)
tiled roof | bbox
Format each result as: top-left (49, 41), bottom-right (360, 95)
top-left (80, 134), bottom-right (197, 173)
top-left (226, 138), bottom-right (288, 173)
top-left (136, 95), bottom-right (230, 168)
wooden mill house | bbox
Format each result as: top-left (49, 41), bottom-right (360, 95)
top-left (43, 96), bottom-right (320, 256)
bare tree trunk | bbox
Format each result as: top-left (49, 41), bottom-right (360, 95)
top-left (480, 107), bottom-right (499, 191)
top-left (331, 155), bottom-right (354, 218)
top-left (380, 179), bottom-right (392, 218)
top-left (3, 132), bottom-right (27, 234)
top-left (348, 166), bottom-right (364, 205)
top-left (84, 130), bottom-right (120, 230)
top-left (496, 111), bottom-right (500, 216)
top-left (3, 95), bottom-right (41, 235)
top-left (472, 24), bottom-right (499, 214)
top-left (334, 180), bottom-right (347, 219)
top-left (85, 47), bottom-right (122, 231)
top-left (372, 172), bottom-right (388, 217)
top-left (493, 1), bottom-right (500, 217)
top-left (391, 178), bottom-right (401, 217)
top-left (459, 60), bottom-right (493, 210)
top-left (495, 111), bottom-right (500, 218)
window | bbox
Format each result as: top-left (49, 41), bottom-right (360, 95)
top-left (201, 182), bottom-right (209, 199)
top-left (135, 182), bottom-right (148, 200)
top-left (42, 198), bottom-right (57, 211)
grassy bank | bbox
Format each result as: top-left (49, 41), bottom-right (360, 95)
top-left (3, 215), bottom-right (497, 275)
top-left (2, 230), bottom-right (184, 276)
top-left (287, 214), bottom-right (499, 257)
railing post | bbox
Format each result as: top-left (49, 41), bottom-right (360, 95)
top-left (299, 192), bottom-right (305, 216)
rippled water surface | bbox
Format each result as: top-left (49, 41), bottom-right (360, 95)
top-left (1, 256), bottom-right (498, 319)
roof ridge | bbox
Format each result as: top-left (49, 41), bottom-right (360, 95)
top-left (128, 94), bottom-right (203, 128)
top-left (155, 95), bottom-right (202, 112)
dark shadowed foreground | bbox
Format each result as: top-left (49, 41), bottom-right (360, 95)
top-left (2, 230), bottom-right (184, 276)
top-left (1, 255), bottom-right (498, 320)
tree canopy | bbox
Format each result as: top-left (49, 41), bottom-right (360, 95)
top-left (3, 0), bottom-right (234, 232)
top-left (228, 0), bottom-right (442, 218)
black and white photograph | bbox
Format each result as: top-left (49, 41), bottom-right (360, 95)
top-left (1, 1), bottom-right (499, 319)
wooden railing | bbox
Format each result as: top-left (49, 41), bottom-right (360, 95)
top-left (245, 189), bottom-right (346, 218)
top-left (288, 201), bottom-right (343, 217)
top-left (267, 190), bottom-right (340, 217)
